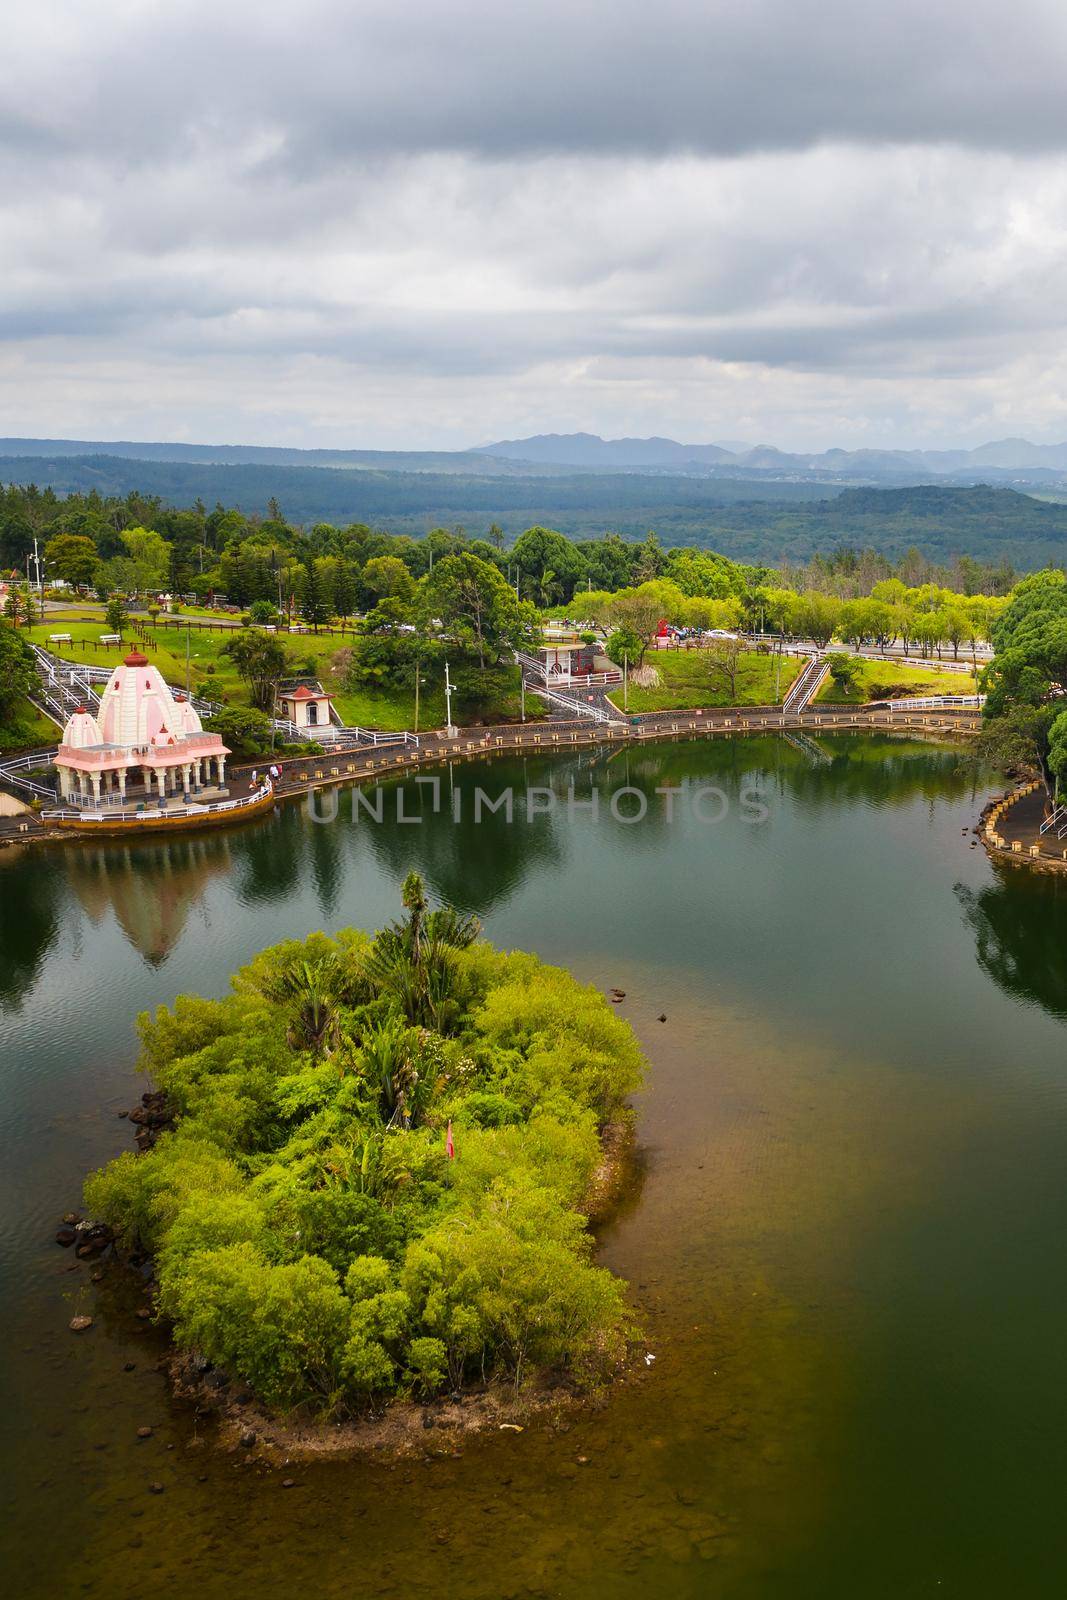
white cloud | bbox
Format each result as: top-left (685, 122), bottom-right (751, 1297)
top-left (4, 2), bottom-right (1067, 448)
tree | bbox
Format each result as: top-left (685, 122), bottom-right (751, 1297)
top-left (510, 527), bottom-right (587, 606)
top-left (104, 596), bottom-right (127, 635)
top-left (0, 620), bottom-right (36, 726)
top-left (300, 561), bottom-right (330, 632)
top-left (203, 706), bottom-right (276, 758)
top-left (362, 555), bottom-right (415, 604)
top-left (826, 652), bottom-right (859, 696)
top-left (607, 581), bottom-right (686, 665)
top-left (333, 561), bottom-right (359, 623)
top-left (979, 570), bottom-right (1067, 793)
top-left (1048, 708), bottom-right (1067, 797)
top-left (100, 526), bottom-right (169, 596)
top-left (426, 553), bottom-right (536, 669)
top-left (223, 628), bottom-right (291, 712)
top-left (604, 627), bottom-right (642, 669)
top-left (43, 532), bottom-right (99, 588)
top-left (701, 634), bottom-right (746, 702)
top-left (789, 592), bottom-right (841, 648)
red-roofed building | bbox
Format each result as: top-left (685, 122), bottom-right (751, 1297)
top-left (277, 682), bottom-right (334, 729)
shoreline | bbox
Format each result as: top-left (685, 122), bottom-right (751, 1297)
top-left (75, 1105), bottom-right (642, 1461)
top-left (3, 704), bottom-right (981, 852)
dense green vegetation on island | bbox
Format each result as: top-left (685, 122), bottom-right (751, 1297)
top-left (83, 878), bottom-right (645, 1415)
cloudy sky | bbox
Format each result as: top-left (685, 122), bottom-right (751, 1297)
top-left (4, 0), bottom-right (1067, 451)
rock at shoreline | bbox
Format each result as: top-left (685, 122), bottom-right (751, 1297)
top-left (69, 1316), bottom-right (93, 1333)
top-left (55, 1226), bottom-right (77, 1248)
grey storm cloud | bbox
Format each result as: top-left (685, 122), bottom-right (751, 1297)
top-left (5, 0), bottom-right (1067, 448)
top-left (5, 0), bottom-right (1067, 164)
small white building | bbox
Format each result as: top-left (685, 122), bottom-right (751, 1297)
top-left (277, 683), bottom-right (333, 729)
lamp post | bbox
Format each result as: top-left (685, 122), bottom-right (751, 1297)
top-left (623, 651), bottom-right (629, 713)
top-left (444, 660), bottom-right (456, 737)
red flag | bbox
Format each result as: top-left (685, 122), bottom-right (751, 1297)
top-left (446, 1120), bottom-right (455, 1160)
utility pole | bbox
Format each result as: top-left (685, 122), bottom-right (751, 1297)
top-left (521, 675), bottom-right (526, 723)
top-left (444, 659), bottom-right (455, 736)
top-left (623, 651), bottom-right (629, 713)
top-left (31, 536), bottom-right (44, 605)
top-left (186, 623), bottom-right (192, 695)
top-left (413, 658), bottom-right (420, 734)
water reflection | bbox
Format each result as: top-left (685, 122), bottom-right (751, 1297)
top-left (64, 837), bottom-right (237, 967)
top-left (958, 866), bottom-right (1067, 1019)
top-left (0, 736), bottom-right (988, 1009)
top-left (0, 851), bottom-right (62, 1011)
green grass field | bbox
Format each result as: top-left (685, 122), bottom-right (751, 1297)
top-left (607, 647), bottom-right (801, 713)
top-left (22, 616), bottom-right (537, 732)
top-left (815, 657), bottom-right (978, 705)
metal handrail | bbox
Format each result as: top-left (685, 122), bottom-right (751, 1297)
top-left (41, 780), bottom-right (273, 824)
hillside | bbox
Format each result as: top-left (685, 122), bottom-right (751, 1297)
top-left (3, 454), bottom-right (1067, 567)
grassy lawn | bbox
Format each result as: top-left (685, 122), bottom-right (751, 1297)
top-left (816, 657), bottom-right (978, 704)
top-left (0, 697), bottom-right (62, 755)
top-left (609, 648), bottom-right (801, 713)
top-left (23, 620), bottom-right (539, 732)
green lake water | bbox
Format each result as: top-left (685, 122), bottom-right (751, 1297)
top-left (2, 733), bottom-right (1066, 1598)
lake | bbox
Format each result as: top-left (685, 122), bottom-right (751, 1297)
top-left (2, 732), bottom-right (1066, 1599)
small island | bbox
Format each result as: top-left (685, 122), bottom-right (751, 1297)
top-left (84, 874), bottom-right (645, 1440)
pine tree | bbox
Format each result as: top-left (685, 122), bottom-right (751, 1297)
top-left (300, 561), bottom-right (330, 633)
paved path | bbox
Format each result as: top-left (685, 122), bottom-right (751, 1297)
top-left (0, 705), bottom-right (982, 846)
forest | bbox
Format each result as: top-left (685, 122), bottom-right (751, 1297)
top-left (3, 456), bottom-right (1067, 567)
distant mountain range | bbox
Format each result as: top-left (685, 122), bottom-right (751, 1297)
top-left (475, 431), bottom-right (1067, 482)
top-left (6, 433), bottom-right (1067, 568)
top-left (6, 431), bottom-right (1067, 487)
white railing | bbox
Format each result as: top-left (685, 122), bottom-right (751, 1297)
top-left (41, 781), bottom-right (273, 824)
top-left (515, 648), bottom-right (620, 689)
top-left (879, 695), bottom-right (986, 711)
top-left (783, 655), bottom-right (827, 713)
top-left (530, 685), bottom-right (617, 725)
top-left (0, 749), bottom-right (59, 800)
top-left (1039, 802), bottom-right (1067, 836)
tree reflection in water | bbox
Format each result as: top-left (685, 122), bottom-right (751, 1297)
top-left (958, 866), bottom-right (1067, 1020)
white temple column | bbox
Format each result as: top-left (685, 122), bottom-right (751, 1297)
top-left (155, 769), bottom-right (166, 801)
top-left (117, 770), bottom-right (127, 802)
top-left (216, 755), bottom-right (226, 785)
top-left (90, 774), bottom-right (101, 808)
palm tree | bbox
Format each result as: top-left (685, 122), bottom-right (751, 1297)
top-left (262, 954), bottom-right (342, 1056)
top-left (362, 874), bottom-right (480, 1030)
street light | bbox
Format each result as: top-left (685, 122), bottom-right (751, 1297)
top-left (444, 660), bottom-right (456, 736)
